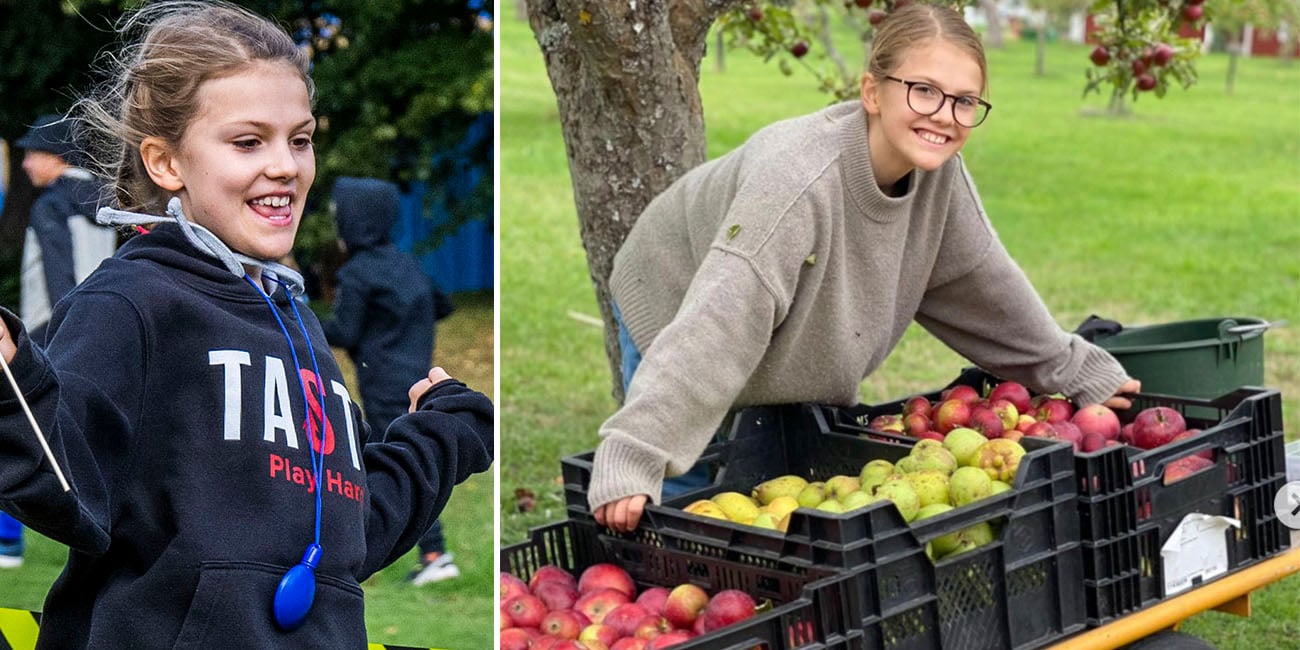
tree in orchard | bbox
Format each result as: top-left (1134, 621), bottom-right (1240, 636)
top-left (1083, 0), bottom-right (1210, 114)
top-left (1207, 0), bottom-right (1299, 94)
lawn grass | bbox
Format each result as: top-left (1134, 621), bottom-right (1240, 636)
top-left (499, 12), bottom-right (1300, 647)
top-left (0, 290), bottom-right (494, 650)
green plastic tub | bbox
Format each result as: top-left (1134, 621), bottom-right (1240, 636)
top-left (1092, 317), bottom-right (1275, 398)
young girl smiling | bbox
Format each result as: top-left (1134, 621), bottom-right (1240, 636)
top-left (0, 2), bottom-right (493, 646)
top-left (591, 4), bottom-right (1139, 532)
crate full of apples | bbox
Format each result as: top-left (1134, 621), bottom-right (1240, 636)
top-left (500, 518), bottom-right (861, 649)
top-left (857, 366), bottom-right (1290, 626)
top-left (560, 403), bottom-right (1088, 650)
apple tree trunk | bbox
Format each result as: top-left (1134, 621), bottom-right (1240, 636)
top-left (524, 0), bottom-right (742, 402)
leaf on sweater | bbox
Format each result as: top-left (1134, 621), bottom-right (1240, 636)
top-left (804, 254), bottom-right (817, 266)
top-left (726, 224), bottom-right (741, 240)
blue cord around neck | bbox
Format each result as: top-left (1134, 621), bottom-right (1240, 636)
top-left (244, 274), bottom-right (327, 546)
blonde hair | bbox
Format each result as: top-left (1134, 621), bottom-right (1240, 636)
top-left (866, 4), bottom-right (988, 95)
top-left (77, 1), bottom-right (313, 213)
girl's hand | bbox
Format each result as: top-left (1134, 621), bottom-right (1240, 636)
top-left (0, 320), bottom-right (15, 365)
top-left (594, 494), bottom-right (649, 533)
top-left (408, 367), bottom-right (453, 412)
top-left (1102, 378), bottom-right (1142, 411)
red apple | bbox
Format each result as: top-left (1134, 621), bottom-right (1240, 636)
top-left (635, 586), bottom-right (670, 615)
top-left (903, 412), bottom-right (932, 436)
top-left (530, 565), bottom-right (578, 592)
top-left (1053, 421), bottom-right (1084, 450)
top-left (575, 588), bottom-right (632, 625)
top-left (579, 563), bottom-right (637, 597)
top-left (603, 602), bottom-right (652, 638)
top-left (746, 6), bottom-right (763, 21)
top-left (1072, 404), bottom-right (1121, 440)
top-left (1182, 4), bottom-right (1203, 21)
top-left (854, 0), bottom-right (873, 8)
top-left (789, 40), bottom-right (810, 58)
top-left (1163, 455), bottom-right (1213, 485)
top-left (1152, 43), bottom-right (1174, 66)
top-left (989, 399), bottom-right (1019, 432)
top-left (533, 638), bottom-right (561, 650)
top-left (535, 578), bottom-right (581, 611)
top-left (1132, 406), bottom-right (1186, 449)
top-left (867, 10), bottom-right (887, 25)
top-left (1119, 422), bottom-right (1136, 445)
top-left (580, 623), bottom-right (621, 647)
top-left (869, 414), bottom-right (905, 433)
top-left (1090, 45), bottom-right (1111, 66)
top-left (1023, 421), bottom-right (1056, 438)
top-left (1034, 398), bottom-right (1074, 424)
top-left (502, 572), bottom-right (530, 603)
top-left (701, 589), bottom-right (757, 633)
top-left (1001, 429), bottom-right (1025, 443)
top-left (1136, 73), bottom-right (1158, 91)
top-left (505, 594), bottom-right (548, 629)
top-left (542, 609), bottom-right (591, 640)
top-left (1015, 414), bottom-right (1038, 433)
top-left (933, 399), bottom-right (972, 434)
top-left (903, 395), bottom-right (932, 417)
top-left (693, 615), bottom-right (707, 635)
top-left (648, 631), bottom-right (696, 649)
top-left (1080, 432), bottom-right (1107, 453)
top-left (988, 381), bottom-right (1032, 414)
top-left (610, 639), bottom-right (649, 650)
top-left (917, 430), bottom-right (946, 443)
top-left (501, 627), bottom-right (538, 650)
top-left (663, 583), bottom-right (709, 630)
top-left (941, 384), bottom-right (981, 405)
top-left (554, 641), bottom-right (607, 650)
top-left (967, 406), bottom-right (1005, 438)
top-left (1169, 429), bottom-right (1211, 460)
top-left (633, 614), bottom-right (672, 640)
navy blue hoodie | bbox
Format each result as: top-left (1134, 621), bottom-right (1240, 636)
top-left (322, 177), bottom-right (438, 434)
top-left (0, 221), bottom-right (493, 649)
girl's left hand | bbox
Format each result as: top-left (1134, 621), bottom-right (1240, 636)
top-left (408, 367), bottom-right (453, 412)
top-left (1102, 378), bottom-right (1142, 410)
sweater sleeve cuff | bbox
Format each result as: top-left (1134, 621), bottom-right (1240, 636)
top-left (586, 433), bottom-right (668, 511)
top-left (1064, 340), bottom-right (1131, 406)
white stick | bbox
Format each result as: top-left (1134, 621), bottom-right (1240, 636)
top-left (0, 353), bottom-right (71, 492)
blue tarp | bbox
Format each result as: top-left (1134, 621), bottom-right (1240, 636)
top-left (390, 111), bottom-right (493, 294)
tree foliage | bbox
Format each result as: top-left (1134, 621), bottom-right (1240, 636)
top-left (0, 0), bottom-right (493, 291)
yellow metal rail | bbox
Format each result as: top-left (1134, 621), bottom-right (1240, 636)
top-left (1049, 545), bottom-right (1300, 649)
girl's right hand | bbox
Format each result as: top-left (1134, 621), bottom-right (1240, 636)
top-left (594, 494), bottom-right (649, 532)
top-left (0, 320), bottom-right (15, 365)
top-left (407, 367), bottom-right (453, 412)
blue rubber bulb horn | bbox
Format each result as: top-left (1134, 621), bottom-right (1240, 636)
top-left (273, 543), bottom-right (322, 631)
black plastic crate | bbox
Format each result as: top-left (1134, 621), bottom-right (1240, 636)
top-left (862, 367), bottom-right (1291, 626)
top-left (501, 518), bottom-right (861, 649)
top-left (561, 404), bottom-right (1087, 649)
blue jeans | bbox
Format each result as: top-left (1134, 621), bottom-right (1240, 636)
top-left (0, 512), bottom-right (23, 556)
top-left (612, 302), bottom-right (710, 498)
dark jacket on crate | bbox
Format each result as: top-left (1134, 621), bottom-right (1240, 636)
top-left (0, 218), bottom-right (493, 649)
top-left (322, 177), bottom-right (448, 438)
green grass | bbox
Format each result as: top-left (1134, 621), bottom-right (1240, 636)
top-left (0, 290), bottom-right (494, 650)
top-left (499, 13), bottom-right (1300, 647)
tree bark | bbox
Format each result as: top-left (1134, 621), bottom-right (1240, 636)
top-left (525, 0), bottom-right (741, 402)
top-left (981, 0), bottom-right (1003, 48)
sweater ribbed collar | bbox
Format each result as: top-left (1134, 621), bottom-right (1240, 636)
top-left (838, 102), bottom-right (922, 224)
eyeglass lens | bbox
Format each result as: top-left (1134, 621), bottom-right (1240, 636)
top-left (908, 83), bottom-right (988, 127)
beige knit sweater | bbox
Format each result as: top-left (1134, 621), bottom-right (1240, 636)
top-left (589, 101), bottom-right (1129, 510)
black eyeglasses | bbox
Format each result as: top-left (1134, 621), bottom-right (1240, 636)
top-left (882, 75), bottom-right (992, 128)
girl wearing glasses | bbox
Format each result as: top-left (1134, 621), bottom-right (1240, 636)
top-left (591, 3), bottom-right (1139, 532)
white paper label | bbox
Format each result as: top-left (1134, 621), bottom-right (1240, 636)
top-left (1161, 513), bottom-right (1241, 596)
